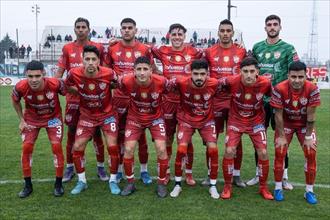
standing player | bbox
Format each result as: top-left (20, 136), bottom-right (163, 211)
top-left (118, 57), bottom-right (169, 198)
top-left (203, 19), bottom-right (246, 187)
top-left (220, 57), bottom-right (273, 200)
top-left (152, 23), bottom-right (203, 185)
top-left (12, 60), bottom-right (65, 198)
top-left (248, 14), bottom-right (299, 188)
top-left (169, 60), bottom-right (220, 199)
top-left (271, 61), bottom-right (320, 204)
top-left (55, 17), bottom-right (108, 182)
top-left (65, 45), bottom-right (120, 195)
top-left (105, 18), bottom-right (152, 184)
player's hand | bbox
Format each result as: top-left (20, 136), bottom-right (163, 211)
top-left (19, 119), bottom-right (28, 133)
top-left (275, 136), bottom-right (287, 153)
top-left (108, 37), bottom-right (119, 46)
top-left (303, 138), bottom-right (316, 154)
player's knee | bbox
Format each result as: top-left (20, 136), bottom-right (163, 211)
top-left (225, 147), bottom-right (235, 158)
top-left (22, 143), bottom-right (34, 154)
top-left (51, 143), bottom-right (63, 154)
top-left (124, 146), bottom-right (134, 158)
top-left (108, 145), bottom-right (119, 155)
top-left (177, 145), bottom-right (188, 156)
top-left (257, 149), bottom-right (268, 160)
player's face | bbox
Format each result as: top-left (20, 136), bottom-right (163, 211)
top-left (135, 63), bottom-right (152, 84)
top-left (218, 24), bottom-right (234, 44)
top-left (83, 52), bottom-right (100, 76)
top-left (240, 65), bottom-right (259, 86)
top-left (26, 70), bottom-right (44, 90)
top-left (170, 28), bottom-right (185, 49)
top-left (191, 68), bottom-right (208, 87)
top-left (265, 19), bottom-right (281, 39)
top-left (289, 70), bottom-right (306, 90)
top-left (74, 21), bottom-right (90, 40)
top-left (121, 22), bottom-right (137, 42)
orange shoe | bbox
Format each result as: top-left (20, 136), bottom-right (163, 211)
top-left (185, 173), bottom-right (196, 186)
top-left (163, 173), bottom-right (171, 185)
top-left (259, 187), bottom-right (274, 200)
top-left (221, 184), bottom-right (232, 199)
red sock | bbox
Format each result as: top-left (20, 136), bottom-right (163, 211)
top-left (205, 149), bottom-right (210, 172)
top-left (108, 145), bottom-right (119, 174)
top-left (158, 158), bottom-right (169, 184)
top-left (51, 143), bottom-right (64, 177)
top-left (258, 159), bottom-right (270, 187)
top-left (186, 142), bottom-right (194, 170)
top-left (66, 129), bottom-right (75, 164)
top-left (303, 148), bottom-right (317, 185)
top-left (123, 157), bottom-right (135, 183)
top-left (274, 147), bottom-right (287, 182)
top-left (93, 130), bottom-right (105, 163)
top-left (174, 145), bottom-right (187, 177)
top-left (222, 157), bottom-right (234, 185)
top-left (234, 140), bottom-right (243, 170)
top-left (73, 150), bottom-right (85, 173)
top-left (138, 132), bottom-right (148, 164)
top-left (208, 147), bottom-right (219, 180)
top-left (21, 143), bottom-right (34, 177)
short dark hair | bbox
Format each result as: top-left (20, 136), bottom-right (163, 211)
top-left (240, 57), bottom-right (259, 69)
top-left (134, 56), bottom-right (151, 67)
top-left (169, 23), bottom-right (187, 33)
top-left (83, 45), bottom-right (100, 58)
top-left (120, 18), bottom-right (136, 26)
top-left (74, 17), bottom-right (90, 29)
top-left (219, 19), bottom-right (233, 29)
top-left (25, 60), bottom-right (44, 72)
top-left (265, 14), bottom-right (281, 24)
top-left (191, 59), bottom-right (208, 71)
top-left (289, 61), bottom-right (307, 73)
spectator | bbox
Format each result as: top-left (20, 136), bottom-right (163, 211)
top-left (161, 36), bottom-right (166, 44)
top-left (91, 29), bottom-right (97, 37)
top-left (193, 31), bottom-right (198, 43)
top-left (152, 36), bottom-right (156, 44)
top-left (44, 40), bottom-right (51, 48)
top-left (68, 35), bottom-right (73, 41)
top-left (105, 27), bottom-right (111, 39)
top-left (51, 34), bottom-right (55, 41)
top-left (56, 34), bottom-right (62, 42)
top-left (144, 37), bottom-right (148, 43)
top-left (26, 45), bottom-right (32, 57)
top-left (19, 45), bottom-right (26, 58)
top-left (9, 46), bottom-right (14, 58)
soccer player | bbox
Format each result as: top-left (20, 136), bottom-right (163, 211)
top-left (271, 61), bottom-right (320, 204)
top-left (105, 18), bottom-right (152, 184)
top-left (118, 56), bottom-right (169, 198)
top-left (220, 57), bottom-right (273, 200)
top-left (65, 45), bottom-right (120, 195)
top-left (152, 23), bottom-right (203, 185)
top-left (203, 19), bottom-right (247, 187)
top-left (169, 59), bottom-right (220, 199)
top-left (12, 60), bottom-right (65, 198)
top-left (55, 17), bottom-right (108, 182)
top-left (247, 14), bottom-right (299, 188)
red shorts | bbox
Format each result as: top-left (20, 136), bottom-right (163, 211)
top-left (225, 123), bottom-right (267, 149)
top-left (214, 107), bottom-right (229, 134)
top-left (64, 102), bottom-right (80, 126)
top-left (177, 121), bottom-right (217, 145)
top-left (75, 114), bottom-right (118, 140)
top-left (113, 96), bottom-right (130, 132)
top-left (124, 118), bottom-right (166, 142)
top-left (162, 99), bottom-right (178, 139)
top-left (21, 118), bottom-right (63, 144)
top-left (274, 127), bottom-right (317, 147)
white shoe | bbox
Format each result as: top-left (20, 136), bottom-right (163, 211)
top-left (282, 179), bottom-right (294, 190)
top-left (170, 185), bottom-right (182, 198)
top-left (246, 176), bottom-right (259, 186)
top-left (209, 186), bottom-right (220, 199)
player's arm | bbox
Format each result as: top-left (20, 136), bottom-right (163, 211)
top-left (274, 107), bottom-right (287, 150)
top-left (54, 67), bottom-right (65, 78)
top-left (64, 71), bottom-right (78, 94)
top-left (304, 106), bottom-right (317, 151)
top-left (11, 90), bottom-right (27, 133)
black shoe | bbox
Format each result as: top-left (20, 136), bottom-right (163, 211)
top-left (54, 184), bottom-right (64, 197)
top-left (121, 183), bottom-right (136, 196)
top-left (157, 184), bottom-right (167, 198)
top-left (18, 185), bottom-right (33, 198)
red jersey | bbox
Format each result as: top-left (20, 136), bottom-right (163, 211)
top-left (222, 75), bottom-right (272, 126)
top-left (119, 74), bottom-right (167, 126)
top-left (175, 77), bottom-right (220, 128)
top-left (204, 43), bottom-right (246, 108)
top-left (152, 44), bottom-right (203, 102)
top-left (65, 66), bottom-right (116, 120)
top-left (12, 78), bottom-right (65, 126)
top-left (105, 40), bottom-right (153, 99)
top-left (270, 80), bottom-right (321, 128)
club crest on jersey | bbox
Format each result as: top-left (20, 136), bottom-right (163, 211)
top-left (213, 56), bottom-right (219, 62)
top-left (134, 51), bottom-right (141, 58)
top-left (65, 114), bottom-right (72, 122)
top-left (203, 93), bottom-right (211, 100)
top-left (292, 100), bottom-right (298, 107)
top-left (126, 52), bottom-right (132, 58)
top-left (46, 91), bottom-right (54, 99)
top-left (175, 55), bottom-right (181, 62)
top-left (233, 55), bottom-right (240, 64)
top-left (37, 95), bottom-right (44, 101)
top-left (76, 128), bottom-right (83, 136)
top-left (300, 97), bottom-right (308, 105)
top-left (177, 131), bottom-right (183, 140)
top-left (125, 129), bottom-right (132, 138)
top-left (223, 56), bottom-right (230, 62)
top-left (89, 84), bottom-right (95, 90)
top-left (99, 82), bottom-right (106, 90)
top-left (116, 52), bottom-right (122, 56)
top-left (256, 93), bottom-right (263, 101)
top-left (151, 92), bottom-right (159, 100)
top-left (184, 55), bottom-right (191, 62)
top-left (194, 94), bottom-right (201, 100)
top-left (274, 51), bottom-right (281, 59)
top-left (141, 92), bottom-right (148, 99)
top-left (184, 93), bottom-right (190, 98)
top-left (245, 93), bottom-right (251, 100)
top-left (265, 53), bottom-right (271, 59)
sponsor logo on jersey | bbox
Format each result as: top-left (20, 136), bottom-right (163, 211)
top-left (203, 93), bottom-right (211, 100)
top-left (292, 100), bottom-right (298, 107)
top-left (48, 118), bottom-right (62, 128)
top-left (151, 92), bottom-right (159, 99)
top-left (265, 53), bottom-right (271, 59)
top-left (194, 94), bottom-right (201, 100)
top-left (46, 91), bottom-right (54, 99)
top-left (245, 93), bottom-right (251, 100)
top-left (76, 128), bottom-right (83, 136)
top-left (152, 118), bottom-right (164, 126)
top-left (37, 95), bottom-right (44, 101)
top-left (125, 129), bottom-right (131, 137)
top-left (233, 55), bottom-right (240, 64)
top-left (134, 51), bottom-right (141, 58)
top-left (126, 51), bottom-right (132, 58)
top-left (256, 93), bottom-right (263, 101)
top-left (184, 55), bottom-right (191, 62)
top-left (89, 84), bottom-right (95, 90)
top-left (300, 97), bottom-right (308, 105)
top-left (253, 124), bottom-right (265, 133)
top-left (213, 56), bottom-right (219, 62)
top-left (141, 92), bottom-right (148, 99)
top-left (274, 51), bottom-right (281, 59)
top-left (223, 56), bottom-right (229, 62)
top-left (104, 116), bottom-right (116, 124)
top-left (99, 82), bottom-right (106, 90)
top-left (175, 55), bottom-right (181, 62)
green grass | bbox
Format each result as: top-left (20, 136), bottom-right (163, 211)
top-left (0, 86), bottom-right (329, 220)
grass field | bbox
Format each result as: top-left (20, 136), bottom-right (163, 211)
top-left (0, 86), bottom-right (329, 220)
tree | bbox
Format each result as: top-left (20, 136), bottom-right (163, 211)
top-left (0, 33), bottom-right (16, 63)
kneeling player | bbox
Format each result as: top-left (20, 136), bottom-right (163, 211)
top-left (12, 60), bottom-right (65, 198)
top-left (271, 61), bottom-right (320, 204)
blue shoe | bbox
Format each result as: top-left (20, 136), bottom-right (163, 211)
top-left (62, 167), bottom-right (75, 183)
top-left (140, 171), bottom-right (152, 185)
top-left (304, 191), bottom-right (318, 204)
top-left (71, 181), bottom-right (87, 195)
top-left (274, 189), bottom-right (284, 201)
top-left (116, 172), bottom-right (123, 183)
top-left (97, 167), bottom-right (109, 181)
top-left (109, 181), bottom-right (121, 195)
